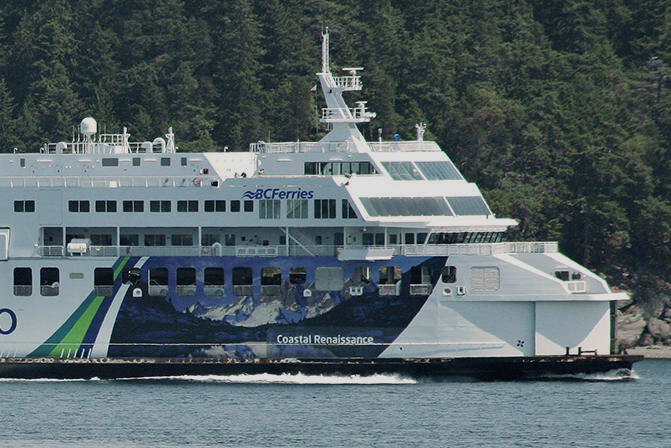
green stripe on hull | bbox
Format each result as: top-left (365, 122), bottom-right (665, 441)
top-left (28, 257), bottom-right (130, 357)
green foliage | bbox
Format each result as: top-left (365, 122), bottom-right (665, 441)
top-left (0, 0), bottom-right (669, 300)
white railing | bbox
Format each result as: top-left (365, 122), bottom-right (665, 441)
top-left (33, 242), bottom-right (559, 259)
top-left (332, 75), bottom-right (362, 90)
top-left (0, 175), bottom-right (217, 189)
top-left (369, 141), bottom-right (441, 152)
top-left (249, 141), bottom-right (351, 153)
top-left (321, 107), bottom-right (374, 122)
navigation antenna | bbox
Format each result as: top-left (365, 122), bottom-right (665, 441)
top-left (321, 26), bottom-right (330, 73)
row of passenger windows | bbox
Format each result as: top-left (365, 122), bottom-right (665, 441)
top-left (10, 265), bottom-right (461, 297)
top-left (304, 161), bottom-right (377, 176)
top-left (59, 199), bottom-right (358, 220)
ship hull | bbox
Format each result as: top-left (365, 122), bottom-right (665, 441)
top-left (0, 355), bottom-right (641, 380)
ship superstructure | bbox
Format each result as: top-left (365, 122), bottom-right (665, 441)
top-left (0, 30), bottom-right (630, 372)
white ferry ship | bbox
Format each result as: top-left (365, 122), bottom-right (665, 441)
top-left (0, 31), bottom-right (640, 379)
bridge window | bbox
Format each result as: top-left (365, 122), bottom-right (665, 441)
top-left (445, 196), bottom-right (491, 216)
top-left (148, 268), bottom-right (169, 296)
top-left (14, 200), bottom-right (35, 212)
top-left (68, 200), bottom-right (90, 213)
top-left (96, 200), bottom-right (117, 212)
top-left (40, 267), bottom-right (59, 296)
top-left (441, 266), bottom-right (457, 283)
top-left (259, 199), bottom-right (280, 219)
top-left (177, 200), bottom-right (198, 212)
top-left (305, 161), bottom-right (377, 175)
top-left (287, 199), bottom-right (308, 219)
top-left (415, 161), bottom-right (462, 180)
top-left (342, 200), bottom-right (357, 219)
top-left (150, 200), bottom-right (171, 212)
top-left (94, 267), bottom-right (114, 296)
top-left (204, 200), bottom-right (226, 212)
top-left (176, 268), bottom-right (196, 296)
top-left (204, 268), bottom-right (225, 296)
top-left (381, 161), bottom-right (423, 180)
top-left (360, 197), bottom-right (452, 217)
top-left (289, 267), bottom-right (306, 284)
top-left (123, 200), bottom-right (144, 212)
top-left (314, 199), bottom-right (336, 219)
top-left (13, 267), bottom-right (32, 296)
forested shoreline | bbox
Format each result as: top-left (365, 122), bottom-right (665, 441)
top-left (0, 1), bottom-right (670, 346)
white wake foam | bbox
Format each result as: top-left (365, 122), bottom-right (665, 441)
top-left (123, 372), bottom-right (417, 385)
top-left (541, 368), bottom-right (639, 381)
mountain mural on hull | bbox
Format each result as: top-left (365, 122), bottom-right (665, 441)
top-left (107, 256), bottom-right (446, 359)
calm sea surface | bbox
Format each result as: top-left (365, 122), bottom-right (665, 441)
top-left (0, 359), bottom-right (668, 447)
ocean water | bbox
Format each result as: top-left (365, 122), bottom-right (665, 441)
top-left (0, 360), bottom-right (668, 448)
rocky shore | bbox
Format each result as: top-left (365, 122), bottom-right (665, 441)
top-left (617, 298), bottom-right (671, 358)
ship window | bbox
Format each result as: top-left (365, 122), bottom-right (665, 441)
top-left (379, 266), bottom-right (401, 285)
top-left (360, 197), bottom-right (452, 217)
top-left (91, 234), bottom-right (113, 246)
top-left (40, 267), bottom-right (59, 296)
top-left (410, 266), bottom-right (433, 285)
top-left (94, 268), bottom-right (114, 296)
top-left (177, 200), bottom-right (198, 212)
top-left (144, 234), bottom-right (166, 246)
top-left (14, 200), bottom-right (35, 213)
top-left (176, 268), bottom-right (196, 296)
top-left (441, 266), bottom-right (457, 283)
top-left (363, 233), bottom-right (373, 245)
top-left (572, 272), bottom-right (582, 280)
top-left (314, 199), bottom-right (336, 219)
top-left (68, 200), bottom-right (90, 213)
top-left (181, 157), bottom-right (187, 166)
top-left (287, 199), bottom-right (308, 219)
top-left (123, 200), bottom-right (144, 212)
top-left (315, 235), bottom-right (322, 245)
top-left (554, 270), bottom-right (570, 281)
top-left (20, 158), bottom-right (25, 167)
top-left (259, 199), bottom-right (280, 219)
top-left (150, 200), bottom-right (171, 212)
top-left (471, 267), bottom-right (500, 291)
top-left (244, 200), bottom-right (254, 212)
top-left (415, 161), bottom-right (462, 180)
top-left (417, 233), bottom-right (427, 244)
top-left (445, 196), bottom-right (491, 216)
top-left (120, 234), bottom-right (139, 246)
top-left (353, 266), bottom-right (371, 282)
top-left (204, 268), bottom-right (225, 296)
top-left (224, 234), bottom-right (236, 246)
top-left (315, 267), bottom-right (343, 291)
top-left (405, 233), bottom-right (415, 245)
top-left (231, 200), bottom-right (241, 212)
top-left (161, 157), bottom-right (171, 166)
top-left (342, 200), bottom-right (358, 219)
top-left (233, 267), bottom-right (252, 285)
top-left (381, 161), bottom-right (423, 180)
top-left (289, 267), bottom-right (306, 284)
top-left (102, 158), bottom-right (118, 167)
top-left (304, 161), bottom-right (377, 176)
top-left (171, 234), bottom-right (193, 246)
top-left (148, 268), bottom-right (169, 296)
top-left (375, 233), bottom-right (385, 246)
top-left (133, 157), bottom-right (141, 166)
top-left (13, 267), bottom-right (32, 296)
top-left (95, 200), bottom-right (117, 212)
top-left (261, 267), bottom-right (282, 285)
top-left (205, 200), bottom-right (226, 212)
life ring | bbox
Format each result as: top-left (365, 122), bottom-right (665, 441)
top-left (193, 177), bottom-right (202, 186)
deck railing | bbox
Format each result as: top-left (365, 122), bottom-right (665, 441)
top-left (33, 242), bottom-right (559, 258)
top-left (0, 175), bottom-right (217, 189)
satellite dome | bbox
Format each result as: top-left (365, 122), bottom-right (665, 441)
top-left (80, 117), bottom-right (97, 136)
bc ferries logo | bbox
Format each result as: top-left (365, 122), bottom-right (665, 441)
top-left (242, 188), bottom-right (314, 200)
top-left (0, 309), bottom-right (17, 335)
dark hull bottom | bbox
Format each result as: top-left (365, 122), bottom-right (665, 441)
top-left (0, 355), bottom-right (643, 381)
